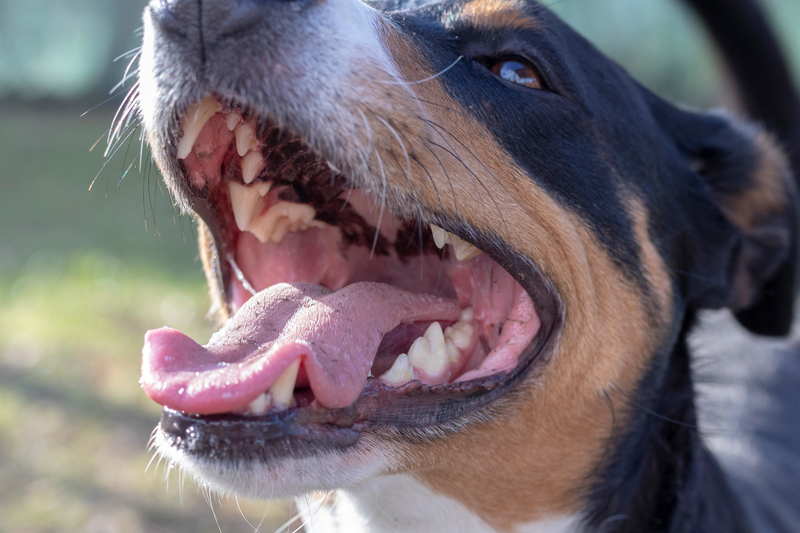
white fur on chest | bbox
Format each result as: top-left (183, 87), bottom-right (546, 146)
top-left (299, 474), bottom-right (579, 533)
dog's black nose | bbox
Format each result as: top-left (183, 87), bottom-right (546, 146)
top-left (147, 0), bottom-right (278, 58)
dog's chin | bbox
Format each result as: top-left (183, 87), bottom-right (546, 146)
top-left (151, 427), bottom-right (399, 499)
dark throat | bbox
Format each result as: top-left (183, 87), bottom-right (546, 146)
top-left (582, 312), bottom-right (751, 533)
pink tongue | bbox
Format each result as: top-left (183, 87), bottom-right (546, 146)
top-left (141, 282), bottom-right (460, 414)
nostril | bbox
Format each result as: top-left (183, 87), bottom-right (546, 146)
top-left (151, 0), bottom-right (270, 41)
top-left (204, 1), bottom-right (268, 40)
top-left (148, 0), bottom-right (270, 60)
top-left (147, 0), bottom-right (200, 39)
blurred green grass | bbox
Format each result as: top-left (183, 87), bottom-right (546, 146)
top-left (0, 106), bottom-right (294, 532)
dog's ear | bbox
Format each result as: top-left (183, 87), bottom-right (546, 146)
top-left (654, 104), bottom-right (798, 336)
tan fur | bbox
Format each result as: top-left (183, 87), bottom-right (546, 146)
top-left (193, 11), bottom-right (675, 529)
top-left (721, 131), bottom-right (791, 231)
top-left (462, 0), bottom-right (541, 31)
top-left (721, 132), bottom-right (792, 309)
top-left (348, 25), bottom-right (676, 530)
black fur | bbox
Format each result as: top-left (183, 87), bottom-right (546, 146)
top-left (585, 312), bottom-right (752, 533)
top-left (138, 0), bottom-right (800, 530)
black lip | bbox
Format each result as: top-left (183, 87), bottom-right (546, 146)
top-left (160, 240), bottom-right (563, 462)
top-left (155, 97), bottom-right (565, 462)
top-left (162, 300), bottom-right (560, 460)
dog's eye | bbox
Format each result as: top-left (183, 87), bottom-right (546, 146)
top-left (488, 58), bottom-right (543, 89)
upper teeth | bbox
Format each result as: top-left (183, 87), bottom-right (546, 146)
top-left (235, 123), bottom-right (259, 157)
top-left (430, 225), bottom-right (482, 261)
top-left (177, 96), bottom-right (219, 159)
top-left (250, 202), bottom-right (326, 244)
top-left (228, 181), bottom-right (326, 244)
top-left (226, 113), bottom-right (242, 131)
top-left (228, 181), bottom-right (271, 232)
top-left (242, 152), bottom-right (264, 184)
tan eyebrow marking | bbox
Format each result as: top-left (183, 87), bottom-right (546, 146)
top-left (462, 0), bottom-right (541, 32)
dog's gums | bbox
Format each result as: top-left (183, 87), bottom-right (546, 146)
top-left (140, 95), bottom-right (545, 420)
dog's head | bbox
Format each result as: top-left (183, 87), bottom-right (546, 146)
top-left (136, 0), bottom-right (797, 527)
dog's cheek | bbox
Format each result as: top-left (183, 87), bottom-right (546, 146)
top-left (363, 33), bottom-right (676, 529)
top-left (386, 198), bottom-right (674, 530)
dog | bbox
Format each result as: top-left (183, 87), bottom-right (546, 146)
top-left (132, 0), bottom-right (800, 531)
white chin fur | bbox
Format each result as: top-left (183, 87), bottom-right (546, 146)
top-left (298, 474), bottom-right (581, 533)
top-left (150, 430), bottom-right (399, 500)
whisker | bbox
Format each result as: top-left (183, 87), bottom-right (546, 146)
top-left (371, 151), bottom-right (388, 259)
top-left (377, 55), bottom-right (463, 85)
top-left (376, 116), bottom-right (412, 182)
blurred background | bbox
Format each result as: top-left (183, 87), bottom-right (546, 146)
top-left (0, 0), bottom-right (798, 531)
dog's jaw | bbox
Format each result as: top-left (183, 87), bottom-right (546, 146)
top-left (150, 428), bottom-right (400, 500)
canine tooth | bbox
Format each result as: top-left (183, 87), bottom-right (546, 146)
top-left (379, 353), bottom-right (414, 386)
top-left (178, 96), bottom-right (219, 159)
top-left (408, 322), bottom-right (449, 376)
top-left (242, 152), bottom-right (264, 184)
top-left (236, 123), bottom-right (256, 156)
top-left (430, 225), bottom-right (447, 249)
top-left (452, 237), bottom-right (482, 261)
top-left (228, 182), bottom-right (265, 232)
top-left (226, 113), bottom-right (242, 131)
top-left (269, 359), bottom-right (301, 409)
top-left (248, 393), bottom-right (271, 415)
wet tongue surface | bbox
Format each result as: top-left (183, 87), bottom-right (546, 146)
top-left (141, 282), bottom-right (460, 414)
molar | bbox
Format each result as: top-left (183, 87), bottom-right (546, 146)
top-left (248, 202), bottom-right (326, 244)
top-left (407, 321), bottom-right (449, 376)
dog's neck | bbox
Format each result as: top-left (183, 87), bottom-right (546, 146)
top-left (300, 475), bottom-right (578, 533)
top-left (583, 314), bottom-right (752, 533)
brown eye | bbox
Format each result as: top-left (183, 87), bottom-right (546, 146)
top-left (490, 58), bottom-right (543, 89)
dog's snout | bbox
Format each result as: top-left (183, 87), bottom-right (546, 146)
top-left (148, 0), bottom-right (294, 57)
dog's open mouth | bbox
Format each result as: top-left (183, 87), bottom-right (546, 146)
top-left (141, 96), bottom-right (561, 458)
